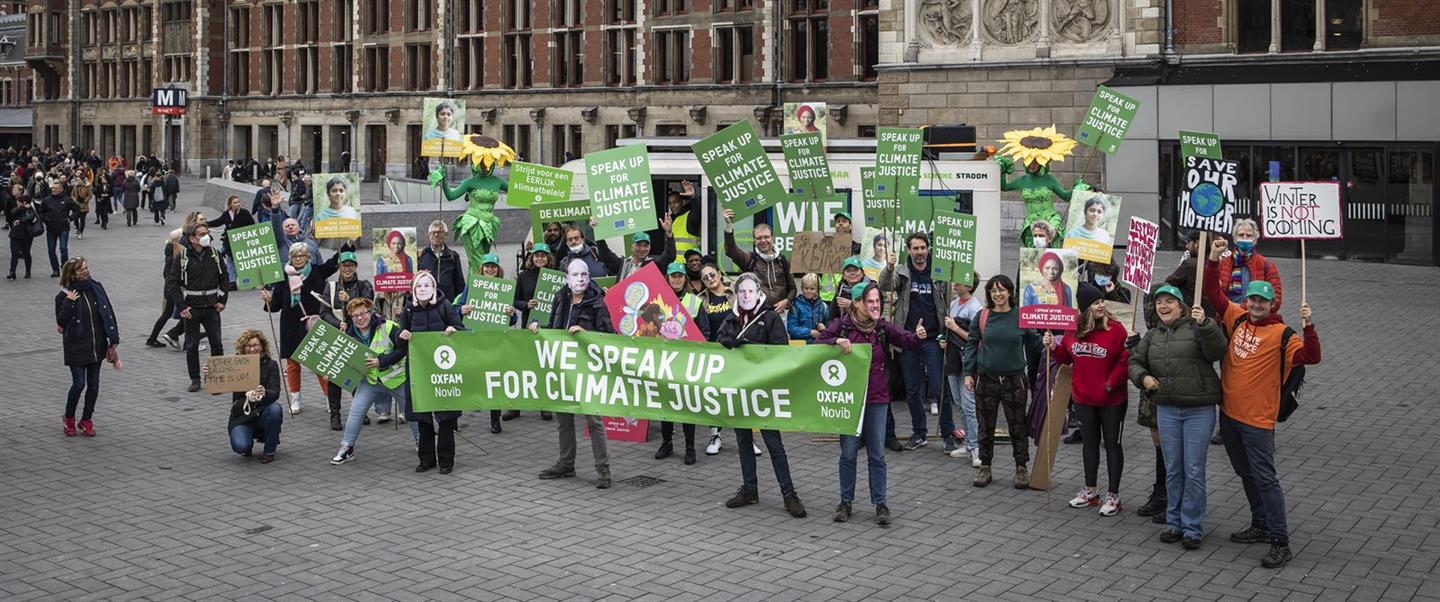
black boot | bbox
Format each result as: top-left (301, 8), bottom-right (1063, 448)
top-left (654, 439), bottom-right (674, 460)
top-left (330, 412), bottom-right (343, 431)
top-left (490, 411), bottom-right (502, 434)
top-left (1136, 487), bottom-right (1166, 518)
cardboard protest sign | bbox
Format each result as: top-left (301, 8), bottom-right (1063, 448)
top-left (771, 193), bottom-right (850, 260)
top-left (791, 231), bottom-right (854, 274)
top-left (1121, 217), bottom-right (1159, 292)
top-left (462, 275), bottom-right (516, 331)
top-left (507, 161), bottom-right (573, 208)
top-left (371, 227), bottom-right (417, 293)
top-left (230, 222), bottom-right (283, 290)
top-left (585, 145), bottom-right (657, 239)
top-left (931, 211), bottom-right (976, 285)
top-left (529, 268), bottom-right (567, 327)
top-left (420, 97), bottom-right (466, 158)
top-left (1260, 182), bottom-right (1343, 239)
top-left (1075, 86), bottom-right (1139, 156)
top-left (604, 262), bottom-right (705, 342)
top-left (1179, 130), bottom-right (1223, 161)
top-left (311, 172), bottom-right (363, 239)
top-left (1018, 248), bottom-right (1080, 330)
top-left (409, 329), bottom-right (873, 435)
top-left (783, 101), bottom-right (828, 146)
top-left (1062, 191), bottom-right (1122, 263)
top-left (204, 354), bottom-right (260, 394)
top-left (529, 198), bottom-right (591, 241)
top-left (292, 320), bottom-right (373, 393)
top-left (873, 128), bottom-right (923, 205)
top-left (692, 120), bottom-right (787, 220)
top-left (780, 131), bottom-right (834, 201)
top-left (1179, 157), bottom-right (1238, 234)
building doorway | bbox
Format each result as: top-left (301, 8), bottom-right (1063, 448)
top-left (365, 124), bottom-right (386, 181)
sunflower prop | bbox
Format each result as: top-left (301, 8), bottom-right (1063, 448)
top-left (997, 125), bottom-right (1077, 167)
top-left (459, 134), bottom-right (518, 171)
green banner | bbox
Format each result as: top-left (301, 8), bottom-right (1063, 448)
top-left (861, 166), bottom-right (899, 232)
top-left (873, 128), bottom-right (923, 204)
top-left (529, 268), bottom-right (566, 327)
top-left (693, 120), bottom-right (787, 221)
top-left (508, 161), bottom-right (574, 208)
top-left (529, 198), bottom-right (591, 241)
top-left (780, 131), bottom-right (834, 201)
top-left (463, 275), bottom-right (516, 331)
top-left (932, 211), bottom-right (977, 285)
top-left (1179, 130), bottom-right (1223, 161)
top-left (229, 222), bottom-right (282, 290)
top-left (409, 329), bottom-right (872, 434)
top-left (585, 144), bottom-right (658, 239)
top-left (1076, 85), bottom-right (1139, 156)
top-left (292, 320), bottom-right (373, 393)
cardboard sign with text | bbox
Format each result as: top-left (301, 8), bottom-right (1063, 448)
top-left (585, 145), bottom-right (657, 239)
top-left (463, 275), bottom-right (516, 331)
top-left (1179, 157), bottom-right (1238, 234)
top-left (1260, 181), bottom-right (1343, 240)
top-left (791, 231), bottom-right (855, 274)
top-left (1121, 216), bottom-right (1159, 292)
top-left (204, 354), bottom-right (260, 394)
top-left (508, 161), bottom-right (574, 208)
top-left (692, 120), bottom-right (787, 220)
top-left (931, 211), bottom-right (976, 285)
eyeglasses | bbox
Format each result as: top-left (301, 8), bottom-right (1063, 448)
top-left (701, 273), bottom-right (718, 281)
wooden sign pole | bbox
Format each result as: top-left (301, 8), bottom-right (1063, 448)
top-left (1192, 231), bottom-right (1208, 306)
top-left (1300, 239), bottom-right (1308, 304)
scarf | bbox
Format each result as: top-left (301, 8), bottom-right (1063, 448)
top-left (284, 262), bottom-right (311, 307)
top-left (849, 303), bottom-right (877, 334)
top-left (755, 246), bottom-right (780, 262)
top-left (1227, 248), bottom-right (1250, 301)
top-left (70, 278), bottom-right (94, 293)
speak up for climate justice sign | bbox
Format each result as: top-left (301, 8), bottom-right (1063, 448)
top-left (585, 145), bottom-right (657, 239)
top-left (1179, 130), bottom-right (1223, 161)
top-left (873, 128), bottom-right (923, 203)
top-left (463, 275), bottom-right (516, 331)
top-left (780, 131), bottom-right (834, 201)
top-left (1076, 86), bottom-right (1139, 156)
top-left (1260, 182), bottom-right (1343, 240)
top-left (528, 268), bottom-right (567, 327)
top-left (931, 211), bottom-right (976, 285)
top-left (230, 222), bottom-right (282, 290)
top-left (409, 329), bottom-right (872, 435)
top-left (507, 161), bottom-right (573, 208)
top-left (1180, 157), bottom-right (1238, 234)
top-left (292, 321), bottom-right (373, 392)
top-left (693, 120), bottom-right (787, 220)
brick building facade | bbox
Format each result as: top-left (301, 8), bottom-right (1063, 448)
top-left (25, 0), bottom-right (880, 181)
top-left (0, 3), bottom-right (33, 147)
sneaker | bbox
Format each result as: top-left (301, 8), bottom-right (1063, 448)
top-left (833, 502), bottom-right (852, 522)
top-left (1068, 488), bottom-right (1100, 509)
top-left (969, 448), bottom-right (982, 467)
top-left (1063, 429), bottom-right (1083, 445)
top-left (1013, 466), bottom-right (1030, 489)
top-left (1159, 528), bottom-right (1183, 544)
top-left (78, 420), bottom-right (95, 437)
top-left (753, 442), bottom-right (763, 457)
top-left (1260, 544), bottom-right (1293, 569)
top-left (1182, 536), bottom-right (1202, 550)
top-left (63, 416), bottom-right (77, 437)
top-left (973, 466), bottom-right (992, 487)
top-left (1136, 491), bottom-right (1167, 517)
top-left (160, 333), bottom-right (179, 349)
top-left (596, 465), bottom-right (612, 489)
top-left (376, 413), bottom-right (391, 424)
top-left (929, 403), bottom-right (938, 415)
top-left (329, 445), bottom-right (354, 465)
top-left (725, 487), bottom-right (759, 508)
top-left (874, 504), bottom-right (892, 526)
top-left (903, 435), bottom-right (927, 450)
top-left (538, 464), bottom-right (575, 479)
top-left (198, 342), bottom-right (208, 352)
top-left (654, 440), bottom-right (674, 460)
top-left (288, 393), bottom-right (301, 414)
top-left (705, 433), bottom-right (723, 456)
top-left (1230, 526), bottom-right (1270, 544)
top-left (1098, 493), bottom-right (1121, 516)
top-left (942, 439), bottom-right (959, 456)
top-left (783, 495), bottom-right (807, 518)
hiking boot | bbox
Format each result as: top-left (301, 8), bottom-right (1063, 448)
top-left (1136, 490), bottom-right (1167, 517)
top-left (874, 504), bottom-right (893, 526)
top-left (538, 464), bottom-right (576, 479)
top-left (596, 465), bottom-right (612, 489)
top-left (63, 416), bottom-right (77, 437)
top-left (1182, 536), bottom-right (1202, 550)
top-left (654, 440), bottom-right (674, 460)
top-left (973, 466), bottom-right (992, 487)
top-left (1211, 432), bottom-right (1223, 445)
top-left (329, 413), bottom-right (343, 431)
top-left (1013, 465), bottom-right (1030, 489)
top-left (1159, 528), bottom-right (1183, 544)
top-left (725, 487), bottom-right (759, 508)
top-left (1261, 544), bottom-right (1293, 569)
top-left (833, 502), bottom-right (852, 523)
top-left (783, 494), bottom-right (807, 518)
top-left (1230, 526), bottom-right (1270, 544)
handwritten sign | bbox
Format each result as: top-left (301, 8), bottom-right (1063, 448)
top-left (790, 231), bottom-right (854, 274)
top-left (1179, 157), bottom-right (1237, 234)
top-left (932, 211), bottom-right (976, 285)
top-left (463, 275), bottom-right (517, 331)
top-left (1121, 217), bottom-right (1159, 292)
top-left (204, 355), bottom-right (259, 394)
top-left (1260, 181), bottom-right (1343, 240)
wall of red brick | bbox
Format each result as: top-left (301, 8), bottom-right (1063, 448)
top-left (1173, 0), bottom-right (1224, 45)
top-left (1372, 0), bottom-right (1440, 36)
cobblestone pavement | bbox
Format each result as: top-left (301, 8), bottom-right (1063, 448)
top-left (2, 180), bottom-right (1437, 601)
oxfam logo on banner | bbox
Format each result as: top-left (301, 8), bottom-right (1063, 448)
top-left (434, 345), bottom-right (457, 370)
top-left (1189, 182), bottom-right (1224, 217)
top-left (820, 360), bottom-right (847, 387)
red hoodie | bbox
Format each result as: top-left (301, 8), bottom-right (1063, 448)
top-left (1052, 322), bottom-right (1129, 407)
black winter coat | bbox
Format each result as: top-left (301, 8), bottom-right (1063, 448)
top-left (264, 250), bottom-right (343, 358)
top-left (7, 204), bottom-right (39, 240)
top-left (228, 355), bottom-right (282, 432)
top-left (717, 305), bottom-right (789, 348)
top-left (38, 194), bottom-right (76, 232)
top-left (546, 283), bottom-right (614, 333)
top-left (400, 301), bottom-right (463, 419)
top-left (55, 280), bottom-right (120, 366)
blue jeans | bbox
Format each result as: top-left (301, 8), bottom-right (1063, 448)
top-left (230, 402), bottom-right (285, 455)
top-left (947, 374), bottom-right (979, 451)
top-left (66, 363), bottom-right (101, 420)
top-left (839, 403), bottom-right (889, 505)
top-left (1219, 412), bottom-right (1289, 544)
top-left (342, 382), bottom-right (417, 446)
top-left (899, 339), bottom-right (950, 440)
top-left (734, 429), bottom-right (794, 497)
top-left (1158, 404), bottom-right (1215, 539)
top-left (46, 228), bottom-right (69, 272)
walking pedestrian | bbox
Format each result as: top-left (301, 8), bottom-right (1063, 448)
top-left (963, 275), bottom-right (1042, 488)
top-left (38, 180), bottom-right (77, 277)
top-left (70, 180), bottom-right (91, 239)
top-left (213, 329), bottom-right (283, 463)
top-left (165, 218), bottom-right (227, 392)
top-left (55, 257), bottom-right (121, 436)
top-left (6, 194), bottom-right (38, 279)
top-left (146, 229), bottom-right (187, 347)
top-left (121, 171), bottom-right (141, 227)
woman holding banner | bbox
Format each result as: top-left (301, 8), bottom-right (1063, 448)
top-left (398, 272), bottom-right (464, 473)
top-left (260, 241), bottom-right (348, 414)
top-left (963, 275), bottom-right (1042, 488)
top-left (330, 296), bottom-right (421, 468)
top-left (212, 329), bottom-right (283, 462)
top-left (816, 281), bottom-right (925, 526)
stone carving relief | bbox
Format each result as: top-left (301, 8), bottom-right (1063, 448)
top-left (983, 0), bottom-right (1040, 45)
top-left (919, 0), bottom-right (973, 46)
top-left (1051, 0), bottom-right (1113, 42)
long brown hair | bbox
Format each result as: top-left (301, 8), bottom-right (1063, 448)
top-left (1076, 303), bottom-right (1114, 339)
top-left (58, 257), bottom-right (88, 288)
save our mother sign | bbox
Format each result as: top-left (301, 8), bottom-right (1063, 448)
top-left (1260, 181), bottom-right (1343, 239)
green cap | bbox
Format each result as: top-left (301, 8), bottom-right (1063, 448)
top-left (1245, 280), bottom-right (1275, 301)
top-left (841, 257), bottom-right (863, 271)
top-left (481, 253), bottom-right (500, 266)
top-left (531, 242), bottom-right (552, 255)
top-left (632, 232), bottom-right (651, 244)
top-left (833, 210), bottom-right (852, 223)
top-left (338, 251), bottom-right (357, 264)
top-left (850, 282), bottom-right (871, 301)
top-left (666, 262), bottom-right (686, 276)
top-left (1153, 284), bottom-right (1184, 302)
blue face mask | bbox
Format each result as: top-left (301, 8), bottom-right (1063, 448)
top-left (1094, 276), bottom-right (1112, 287)
top-left (1235, 240), bottom-right (1255, 252)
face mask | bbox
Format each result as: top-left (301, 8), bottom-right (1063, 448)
top-left (737, 284), bottom-right (761, 311)
top-left (1032, 236), bottom-right (1048, 248)
top-left (1236, 240), bottom-right (1255, 252)
top-left (568, 243), bottom-right (585, 254)
top-left (1094, 276), bottom-right (1112, 287)
top-left (567, 270), bottom-right (589, 294)
top-left (198, 234), bottom-right (213, 246)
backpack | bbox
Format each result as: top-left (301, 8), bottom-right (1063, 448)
top-left (1231, 315), bottom-right (1304, 423)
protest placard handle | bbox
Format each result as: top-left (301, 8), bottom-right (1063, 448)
top-left (264, 293), bottom-right (295, 417)
top-left (1130, 284), bottom-right (1141, 334)
top-left (1300, 239), bottom-right (1307, 305)
top-left (1192, 231), bottom-right (1207, 307)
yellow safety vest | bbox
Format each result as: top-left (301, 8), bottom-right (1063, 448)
top-left (672, 211), bottom-right (699, 255)
top-left (365, 320), bottom-right (407, 389)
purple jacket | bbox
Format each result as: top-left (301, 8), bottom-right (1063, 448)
top-left (814, 314), bottom-right (921, 405)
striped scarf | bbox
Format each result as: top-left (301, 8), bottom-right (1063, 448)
top-left (1227, 249), bottom-right (1250, 301)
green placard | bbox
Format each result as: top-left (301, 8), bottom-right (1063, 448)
top-left (873, 127), bottom-right (923, 204)
top-left (1179, 130), bottom-right (1223, 161)
top-left (507, 161), bottom-right (574, 208)
top-left (463, 275), bottom-right (516, 331)
top-left (932, 211), bottom-right (977, 285)
top-left (692, 120), bottom-right (787, 220)
top-left (529, 268), bottom-right (566, 327)
top-left (529, 198), bottom-right (591, 241)
top-left (229, 222), bottom-right (283, 290)
top-left (409, 329), bottom-right (872, 435)
top-left (900, 195), bottom-right (952, 236)
top-left (1076, 85), bottom-right (1139, 156)
top-left (860, 166), bottom-right (899, 231)
top-left (291, 320), bottom-right (373, 393)
top-left (585, 144), bottom-right (658, 239)
top-left (780, 131), bottom-right (834, 202)
top-left (592, 276), bottom-right (617, 290)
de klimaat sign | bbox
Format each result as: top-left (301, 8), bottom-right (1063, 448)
top-left (151, 87), bottom-right (187, 116)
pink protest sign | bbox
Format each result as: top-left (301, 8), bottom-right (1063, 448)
top-left (1121, 217), bottom-right (1159, 291)
top-left (603, 262), bottom-right (706, 343)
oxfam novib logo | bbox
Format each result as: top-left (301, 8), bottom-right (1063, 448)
top-left (1189, 182), bottom-right (1224, 217)
top-left (820, 360), bottom-right (847, 387)
top-left (434, 345), bottom-right (457, 370)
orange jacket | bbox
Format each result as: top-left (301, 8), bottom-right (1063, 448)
top-left (1203, 260), bottom-right (1320, 429)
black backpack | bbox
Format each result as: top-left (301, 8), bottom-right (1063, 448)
top-left (1231, 315), bottom-right (1304, 423)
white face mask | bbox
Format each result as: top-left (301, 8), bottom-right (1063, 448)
top-left (566, 264), bottom-right (590, 294)
top-left (737, 281), bottom-right (761, 312)
top-left (413, 277), bottom-right (436, 303)
top-left (568, 242), bottom-right (585, 254)
top-left (198, 234), bottom-right (213, 247)
top-left (1032, 236), bottom-right (1048, 248)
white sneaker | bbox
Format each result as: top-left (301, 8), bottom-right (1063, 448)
top-left (948, 445), bottom-right (966, 459)
top-left (376, 413), bottom-right (391, 424)
top-left (929, 403), bottom-right (939, 415)
top-left (1069, 487), bottom-right (1099, 509)
top-left (1099, 493), bottom-right (1122, 517)
top-left (198, 342), bottom-right (208, 352)
top-left (330, 445), bottom-right (354, 465)
top-left (752, 443), bottom-right (763, 457)
top-left (705, 434), bottom-right (722, 456)
top-left (969, 448), bottom-right (982, 467)
top-left (289, 392), bottom-right (301, 414)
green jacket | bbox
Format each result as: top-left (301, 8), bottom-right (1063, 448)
top-left (1128, 316), bottom-right (1228, 407)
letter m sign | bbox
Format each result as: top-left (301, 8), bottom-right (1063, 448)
top-left (151, 88), bottom-right (187, 116)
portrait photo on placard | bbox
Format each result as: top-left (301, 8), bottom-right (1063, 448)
top-left (421, 97), bottom-right (466, 158)
top-left (1019, 248), bottom-right (1080, 309)
top-left (783, 102), bottom-right (828, 145)
top-left (371, 227), bottom-right (417, 292)
top-left (311, 172), bottom-right (362, 238)
top-left (1062, 190), bottom-right (1122, 262)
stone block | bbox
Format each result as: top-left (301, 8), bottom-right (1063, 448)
top-left (911, 71), bottom-right (950, 83)
top-left (1008, 107), bottom-right (1053, 124)
top-left (879, 108), bottom-right (901, 124)
top-left (968, 81), bottom-right (1009, 93)
top-left (880, 94), bottom-right (909, 109)
top-left (948, 93), bottom-right (988, 108)
top-left (1008, 79), bottom-right (1053, 93)
top-left (991, 93), bottom-right (1028, 107)
top-left (948, 69), bottom-right (990, 82)
top-left (910, 94), bottom-right (948, 108)
top-left (878, 71), bottom-right (909, 84)
top-left (1030, 92), bottom-right (1077, 108)
top-left (927, 81), bottom-right (969, 94)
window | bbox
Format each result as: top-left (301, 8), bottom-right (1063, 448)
top-left (335, 0), bottom-right (355, 40)
top-left (788, 1), bottom-right (829, 82)
top-left (162, 1), bottom-right (192, 23)
top-left (654, 30), bottom-right (690, 84)
top-left (605, 124), bottom-right (638, 149)
top-left (229, 8), bottom-right (251, 95)
top-left (1236, 1), bottom-right (1270, 53)
top-left (715, 25), bottom-right (755, 83)
top-left (504, 1), bottom-right (532, 89)
top-left (333, 45), bottom-right (354, 92)
top-left (1280, 0), bottom-right (1315, 51)
top-left (553, 31), bottom-right (583, 87)
top-left (858, 125), bottom-right (876, 138)
top-left (605, 28), bottom-right (637, 86)
top-left (504, 125), bottom-right (533, 162)
top-left (163, 55), bottom-right (192, 83)
top-left (858, 13), bottom-right (879, 80)
top-left (552, 124), bottom-right (583, 165)
top-left (457, 38), bottom-right (484, 90)
top-left (655, 0), bottom-right (689, 15)
top-left (229, 7), bottom-right (249, 48)
top-left (606, 0), bottom-right (637, 24)
top-left (1325, 0), bottom-right (1361, 50)
top-left (458, 1), bottom-right (484, 33)
top-left (406, 0), bottom-right (431, 31)
top-left (407, 44), bottom-right (433, 90)
top-left (505, 0), bottom-right (531, 31)
top-left (364, 0), bottom-right (389, 35)
top-left (715, 0), bottom-right (756, 11)
top-left (364, 45), bottom-right (390, 91)
top-left (82, 12), bottom-right (96, 45)
top-left (294, 1), bottom-right (319, 94)
top-left (262, 4), bottom-right (283, 48)
top-left (655, 124), bottom-right (688, 137)
top-left (262, 4), bottom-right (284, 96)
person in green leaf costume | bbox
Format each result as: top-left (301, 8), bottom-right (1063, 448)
top-left (427, 134), bottom-right (517, 274)
top-left (995, 125), bottom-right (1090, 248)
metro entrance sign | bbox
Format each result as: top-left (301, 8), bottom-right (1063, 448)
top-left (151, 87), bottom-right (187, 116)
